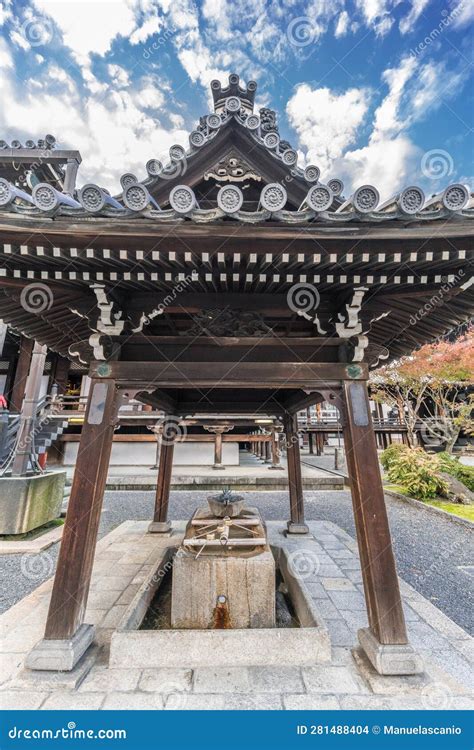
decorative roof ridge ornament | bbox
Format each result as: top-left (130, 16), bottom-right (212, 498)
top-left (299, 183), bottom-right (334, 213)
top-left (210, 73), bottom-right (257, 115)
top-left (336, 185), bottom-right (380, 215)
top-left (378, 186), bottom-right (425, 215)
top-left (0, 134), bottom-right (56, 150)
top-left (32, 182), bottom-right (81, 212)
top-left (204, 151), bottom-right (262, 183)
top-left (422, 183), bottom-right (469, 212)
top-left (79, 184), bottom-right (124, 213)
top-left (123, 183), bottom-right (160, 212)
top-left (0, 178), bottom-right (35, 208)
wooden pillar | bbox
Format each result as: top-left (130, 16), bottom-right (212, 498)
top-left (308, 431), bottom-right (314, 454)
top-left (316, 432), bottom-right (323, 456)
top-left (264, 437), bottom-right (271, 462)
top-left (11, 342), bottom-right (47, 476)
top-left (342, 381), bottom-right (410, 649)
top-left (9, 336), bottom-right (34, 412)
top-left (149, 419), bottom-right (175, 531)
top-left (32, 378), bottom-right (119, 669)
top-left (269, 426), bottom-right (284, 470)
top-left (284, 413), bottom-right (308, 534)
top-left (49, 354), bottom-right (70, 395)
top-left (214, 429), bottom-right (224, 469)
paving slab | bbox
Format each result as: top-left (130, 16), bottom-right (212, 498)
top-left (302, 665), bottom-right (367, 695)
top-left (0, 517), bottom-right (471, 710)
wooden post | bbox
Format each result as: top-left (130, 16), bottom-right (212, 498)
top-left (49, 354), bottom-right (70, 395)
top-left (11, 342), bottom-right (47, 476)
top-left (342, 381), bottom-right (410, 647)
top-left (9, 336), bottom-right (34, 412)
top-left (308, 431), bottom-right (314, 454)
top-left (269, 426), bottom-right (284, 470)
top-left (29, 378), bottom-right (119, 670)
top-left (214, 430), bottom-right (223, 468)
top-left (149, 419), bottom-right (175, 532)
top-left (264, 436), bottom-right (271, 462)
top-left (284, 413), bottom-right (308, 534)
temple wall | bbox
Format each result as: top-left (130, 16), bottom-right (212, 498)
top-left (62, 440), bottom-right (240, 466)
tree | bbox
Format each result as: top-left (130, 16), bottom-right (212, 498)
top-left (371, 329), bottom-right (473, 452)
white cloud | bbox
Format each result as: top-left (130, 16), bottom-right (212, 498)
top-left (286, 84), bottom-right (370, 174)
top-left (354, 0), bottom-right (394, 36)
top-left (371, 56), bottom-right (417, 139)
top-left (335, 10), bottom-right (350, 37)
top-left (286, 51), bottom-right (469, 198)
top-left (0, 38), bottom-right (13, 68)
top-left (9, 29), bottom-right (30, 50)
top-left (0, 43), bottom-right (187, 193)
top-left (31, 0), bottom-right (137, 63)
top-left (108, 64), bottom-right (130, 88)
top-left (0, 1), bottom-right (12, 26)
top-left (399, 0), bottom-right (430, 34)
top-left (334, 135), bottom-right (420, 199)
top-left (129, 12), bottom-right (164, 45)
top-left (450, 0), bottom-right (474, 28)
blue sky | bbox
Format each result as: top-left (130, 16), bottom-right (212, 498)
top-left (0, 0), bottom-right (472, 198)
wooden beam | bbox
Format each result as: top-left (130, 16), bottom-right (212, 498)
top-left (44, 378), bottom-right (119, 641)
top-left (342, 380), bottom-right (408, 645)
top-left (90, 361), bottom-right (368, 388)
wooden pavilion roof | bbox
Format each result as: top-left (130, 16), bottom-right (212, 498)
top-left (0, 73), bottom-right (472, 380)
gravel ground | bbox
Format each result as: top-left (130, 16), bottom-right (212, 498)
top-left (0, 489), bottom-right (472, 635)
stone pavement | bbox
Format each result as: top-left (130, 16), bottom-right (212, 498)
top-left (0, 520), bottom-right (472, 711)
top-left (62, 452), bottom-right (344, 491)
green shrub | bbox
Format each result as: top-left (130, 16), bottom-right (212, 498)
top-left (437, 452), bottom-right (474, 492)
top-left (386, 448), bottom-right (448, 501)
top-left (380, 443), bottom-right (410, 471)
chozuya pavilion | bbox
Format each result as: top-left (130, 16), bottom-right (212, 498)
top-left (0, 74), bottom-right (472, 678)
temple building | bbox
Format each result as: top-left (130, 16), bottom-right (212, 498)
top-left (0, 74), bottom-right (472, 677)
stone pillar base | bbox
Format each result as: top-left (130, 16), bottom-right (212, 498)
top-left (25, 623), bottom-right (95, 672)
top-left (358, 627), bottom-right (424, 675)
top-left (148, 520), bottom-right (172, 534)
top-left (268, 465), bottom-right (284, 470)
top-left (286, 521), bottom-right (310, 535)
top-left (212, 464), bottom-right (226, 470)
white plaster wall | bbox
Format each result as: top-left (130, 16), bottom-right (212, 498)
top-left (62, 440), bottom-right (239, 466)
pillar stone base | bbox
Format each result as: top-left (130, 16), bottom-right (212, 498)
top-left (148, 520), bottom-right (172, 534)
top-left (358, 627), bottom-right (423, 675)
top-left (268, 465), bottom-right (284, 470)
top-left (286, 521), bottom-right (310, 535)
top-left (212, 464), bottom-right (226, 470)
top-left (26, 623), bottom-right (95, 672)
